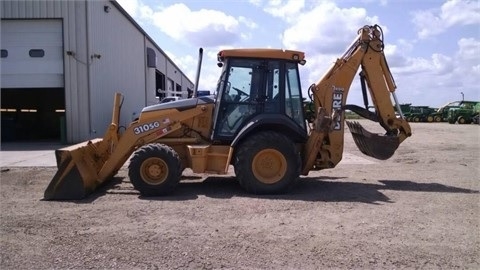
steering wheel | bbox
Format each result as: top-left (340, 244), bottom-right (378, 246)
top-left (232, 87), bottom-right (249, 97)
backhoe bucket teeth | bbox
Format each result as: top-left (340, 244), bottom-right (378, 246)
top-left (44, 139), bottom-right (107, 200)
top-left (346, 121), bottom-right (399, 160)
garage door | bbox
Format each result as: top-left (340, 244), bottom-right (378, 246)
top-left (1, 19), bottom-right (64, 88)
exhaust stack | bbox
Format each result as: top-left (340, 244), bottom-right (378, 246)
top-left (192, 48), bottom-right (203, 98)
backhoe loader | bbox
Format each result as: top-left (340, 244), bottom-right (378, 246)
top-left (45, 24), bottom-right (412, 200)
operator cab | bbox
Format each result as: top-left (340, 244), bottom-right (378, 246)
top-left (212, 49), bottom-right (308, 143)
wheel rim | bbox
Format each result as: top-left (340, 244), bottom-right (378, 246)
top-left (459, 118), bottom-right (465, 124)
top-left (140, 157), bottom-right (168, 185)
top-left (252, 149), bottom-right (287, 184)
top-left (434, 116), bottom-right (441, 122)
top-left (427, 116), bottom-right (433, 122)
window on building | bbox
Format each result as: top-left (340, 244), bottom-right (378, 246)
top-left (29, 49), bottom-right (45, 57)
top-left (146, 47), bottom-right (156, 68)
top-left (176, 83), bottom-right (182, 97)
top-left (1, 49), bottom-right (7, 58)
top-left (167, 78), bottom-right (174, 94)
top-left (155, 70), bottom-right (165, 98)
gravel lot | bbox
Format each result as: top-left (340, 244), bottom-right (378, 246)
top-left (1, 121), bottom-right (479, 269)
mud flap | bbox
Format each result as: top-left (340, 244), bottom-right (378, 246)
top-left (346, 121), bottom-right (399, 160)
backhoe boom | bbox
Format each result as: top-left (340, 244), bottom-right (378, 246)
top-left (302, 25), bottom-right (411, 174)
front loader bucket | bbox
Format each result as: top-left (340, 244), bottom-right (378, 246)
top-left (346, 121), bottom-right (399, 160)
top-left (44, 138), bottom-right (107, 200)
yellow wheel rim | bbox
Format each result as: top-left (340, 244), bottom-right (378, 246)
top-left (140, 157), bottom-right (168, 185)
top-left (252, 149), bottom-right (287, 184)
top-left (427, 116), bottom-right (433, 122)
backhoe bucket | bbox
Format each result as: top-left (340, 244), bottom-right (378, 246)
top-left (346, 121), bottom-right (399, 160)
top-left (44, 138), bottom-right (108, 200)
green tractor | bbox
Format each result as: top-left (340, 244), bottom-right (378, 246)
top-left (404, 106), bottom-right (437, 122)
top-left (447, 101), bottom-right (480, 124)
top-left (429, 101), bottom-right (462, 122)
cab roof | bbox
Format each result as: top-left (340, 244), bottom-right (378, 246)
top-left (217, 48), bottom-right (306, 65)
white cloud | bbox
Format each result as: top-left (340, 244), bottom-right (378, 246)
top-left (147, 3), bottom-right (241, 47)
top-left (116, 0), bottom-right (139, 17)
top-left (413, 0), bottom-right (480, 39)
top-left (278, 1), bottom-right (381, 92)
top-left (457, 38), bottom-right (480, 62)
top-left (117, 1), bottom-right (256, 48)
top-left (263, 0), bottom-right (305, 22)
top-left (389, 37), bottom-right (480, 105)
top-left (281, 2), bottom-right (377, 54)
top-left (249, 0), bottom-right (263, 7)
top-left (239, 16), bottom-right (258, 29)
top-left (455, 38), bottom-right (480, 85)
top-left (360, 0), bottom-right (388, 6)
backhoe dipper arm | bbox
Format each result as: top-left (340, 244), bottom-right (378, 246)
top-left (302, 25), bottom-right (412, 175)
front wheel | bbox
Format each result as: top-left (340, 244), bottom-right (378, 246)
top-left (434, 116), bottom-right (442, 122)
top-left (128, 143), bottom-right (181, 196)
top-left (234, 131), bottom-right (301, 194)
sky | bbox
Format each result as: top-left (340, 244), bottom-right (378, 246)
top-left (116, 0), bottom-right (479, 108)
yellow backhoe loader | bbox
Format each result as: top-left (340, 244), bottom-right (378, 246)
top-left (45, 25), bottom-right (411, 200)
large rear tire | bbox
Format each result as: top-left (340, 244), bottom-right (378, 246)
top-left (128, 143), bottom-right (181, 196)
top-left (234, 131), bottom-right (301, 194)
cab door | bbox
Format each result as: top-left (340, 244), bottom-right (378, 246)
top-left (212, 58), bottom-right (270, 140)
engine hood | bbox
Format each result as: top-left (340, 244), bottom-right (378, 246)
top-left (142, 95), bottom-right (215, 113)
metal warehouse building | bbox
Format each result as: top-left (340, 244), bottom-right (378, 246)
top-left (1, 0), bottom-right (194, 143)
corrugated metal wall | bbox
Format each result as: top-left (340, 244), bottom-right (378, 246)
top-left (1, 0), bottom-right (63, 18)
top-left (87, 1), bottom-right (146, 134)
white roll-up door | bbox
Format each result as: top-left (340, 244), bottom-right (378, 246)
top-left (1, 19), bottom-right (64, 88)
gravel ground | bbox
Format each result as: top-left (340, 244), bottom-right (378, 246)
top-left (1, 121), bottom-right (479, 269)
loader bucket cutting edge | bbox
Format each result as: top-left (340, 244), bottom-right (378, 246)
top-left (44, 139), bottom-right (106, 200)
top-left (346, 121), bottom-right (399, 160)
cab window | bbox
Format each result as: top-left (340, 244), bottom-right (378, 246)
top-left (285, 62), bottom-right (305, 129)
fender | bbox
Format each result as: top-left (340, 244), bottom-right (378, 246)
top-left (231, 114), bottom-right (307, 147)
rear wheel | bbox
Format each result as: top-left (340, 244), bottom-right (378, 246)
top-left (434, 116), bottom-right (442, 122)
top-left (427, 116), bottom-right (434, 122)
top-left (457, 116), bottom-right (466, 124)
top-left (234, 131), bottom-right (301, 194)
top-left (128, 143), bottom-right (181, 196)
top-left (413, 116), bottom-right (420, 122)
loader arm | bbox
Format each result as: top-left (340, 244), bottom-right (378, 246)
top-left (44, 94), bottom-right (210, 200)
top-left (302, 25), bottom-right (411, 175)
